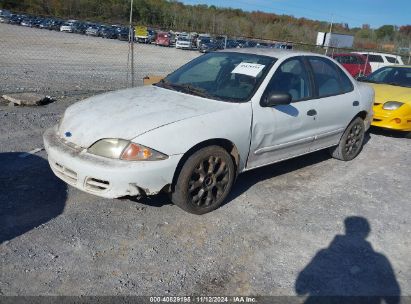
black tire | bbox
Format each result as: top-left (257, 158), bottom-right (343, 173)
top-left (171, 146), bottom-right (235, 215)
top-left (330, 117), bottom-right (365, 161)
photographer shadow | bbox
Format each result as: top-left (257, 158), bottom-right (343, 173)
top-left (295, 216), bottom-right (401, 304)
top-left (0, 152), bottom-right (67, 243)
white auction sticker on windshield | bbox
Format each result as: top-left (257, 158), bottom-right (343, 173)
top-left (231, 62), bottom-right (266, 77)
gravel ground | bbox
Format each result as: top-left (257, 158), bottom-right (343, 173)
top-left (0, 23), bottom-right (199, 95)
top-left (0, 95), bottom-right (410, 298)
top-left (0, 22), bottom-right (411, 300)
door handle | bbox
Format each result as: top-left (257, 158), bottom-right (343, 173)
top-left (353, 101), bottom-right (360, 106)
top-left (307, 109), bottom-right (317, 116)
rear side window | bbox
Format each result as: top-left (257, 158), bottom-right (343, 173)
top-left (337, 66), bottom-right (354, 94)
top-left (367, 55), bottom-right (384, 63)
top-left (308, 57), bottom-right (353, 97)
top-left (385, 56), bottom-right (399, 64)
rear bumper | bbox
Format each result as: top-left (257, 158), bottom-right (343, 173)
top-left (43, 126), bottom-right (182, 198)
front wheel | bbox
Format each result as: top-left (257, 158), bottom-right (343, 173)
top-left (329, 117), bottom-right (365, 161)
top-left (171, 146), bottom-right (235, 214)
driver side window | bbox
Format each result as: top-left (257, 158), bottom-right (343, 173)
top-left (264, 58), bottom-right (311, 102)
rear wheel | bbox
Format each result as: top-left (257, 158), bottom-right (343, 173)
top-left (171, 146), bottom-right (235, 214)
top-left (330, 117), bottom-right (365, 161)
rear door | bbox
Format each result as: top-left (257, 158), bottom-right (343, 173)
top-left (306, 56), bottom-right (359, 149)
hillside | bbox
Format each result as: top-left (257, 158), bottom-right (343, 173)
top-left (1, 0), bottom-right (410, 51)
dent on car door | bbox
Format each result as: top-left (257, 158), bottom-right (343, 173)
top-left (247, 57), bottom-right (318, 169)
top-left (306, 56), bottom-right (359, 149)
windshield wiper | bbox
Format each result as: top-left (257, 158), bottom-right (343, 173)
top-left (158, 81), bottom-right (220, 99)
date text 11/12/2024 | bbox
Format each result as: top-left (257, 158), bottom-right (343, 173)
top-left (149, 296), bottom-right (257, 303)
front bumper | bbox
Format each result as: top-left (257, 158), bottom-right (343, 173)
top-left (371, 103), bottom-right (411, 131)
top-left (43, 126), bottom-right (182, 198)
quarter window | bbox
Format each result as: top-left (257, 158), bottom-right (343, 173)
top-left (264, 58), bottom-right (311, 102)
top-left (385, 56), bottom-right (399, 64)
top-left (367, 55), bottom-right (384, 63)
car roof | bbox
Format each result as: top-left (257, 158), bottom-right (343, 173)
top-left (384, 65), bottom-right (411, 68)
top-left (221, 48), bottom-right (314, 59)
top-left (353, 51), bottom-right (400, 57)
top-left (332, 53), bottom-right (363, 57)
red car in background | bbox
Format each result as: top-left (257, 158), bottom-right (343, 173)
top-left (331, 53), bottom-right (372, 79)
top-left (155, 32), bottom-right (171, 47)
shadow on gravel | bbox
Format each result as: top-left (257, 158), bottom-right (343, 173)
top-left (226, 149), bottom-right (331, 204)
top-left (0, 153), bottom-right (66, 243)
top-left (127, 135), bottom-right (372, 209)
top-left (295, 216), bottom-right (401, 304)
top-left (127, 193), bottom-right (172, 208)
top-left (369, 126), bottom-right (410, 139)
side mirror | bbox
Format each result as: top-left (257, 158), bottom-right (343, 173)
top-left (260, 92), bottom-right (292, 107)
top-left (356, 75), bottom-right (366, 81)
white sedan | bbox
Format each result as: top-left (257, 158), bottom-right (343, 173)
top-left (44, 49), bottom-right (374, 214)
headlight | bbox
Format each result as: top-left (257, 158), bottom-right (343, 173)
top-left (382, 101), bottom-right (404, 110)
top-left (88, 139), bottom-right (168, 161)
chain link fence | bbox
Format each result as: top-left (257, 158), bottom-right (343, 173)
top-left (1, 13), bottom-right (410, 97)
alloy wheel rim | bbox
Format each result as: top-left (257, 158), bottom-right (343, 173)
top-left (345, 122), bottom-right (363, 156)
top-left (188, 156), bottom-right (229, 207)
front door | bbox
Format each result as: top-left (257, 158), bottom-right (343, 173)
top-left (247, 57), bottom-right (319, 169)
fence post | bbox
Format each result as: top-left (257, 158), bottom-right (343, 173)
top-left (129, 0), bottom-right (135, 87)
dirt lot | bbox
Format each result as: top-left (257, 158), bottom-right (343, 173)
top-left (0, 23), bottom-right (411, 300)
top-left (0, 23), bottom-right (200, 94)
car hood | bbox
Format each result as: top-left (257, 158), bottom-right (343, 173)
top-left (369, 83), bottom-right (411, 104)
top-left (58, 86), bottom-right (231, 148)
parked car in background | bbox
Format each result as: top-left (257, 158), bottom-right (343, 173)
top-left (85, 25), bottom-right (100, 37)
top-left (0, 16), bottom-right (10, 23)
top-left (101, 27), bottom-right (118, 39)
top-left (354, 52), bottom-right (404, 72)
top-left (60, 22), bottom-right (75, 33)
top-left (359, 65), bottom-right (411, 134)
top-left (135, 26), bottom-right (155, 43)
top-left (20, 19), bottom-right (34, 27)
top-left (117, 27), bottom-right (131, 41)
top-left (155, 32), bottom-right (171, 46)
top-left (199, 39), bottom-right (218, 53)
top-left (8, 15), bottom-right (22, 25)
top-left (226, 39), bottom-right (239, 48)
top-left (39, 19), bottom-right (51, 29)
top-left (175, 36), bottom-right (191, 49)
top-left (49, 20), bottom-right (64, 31)
top-left (44, 49), bottom-right (373, 215)
top-left (331, 53), bottom-right (372, 79)
top-left (72, 22), bottom-right (88, 34)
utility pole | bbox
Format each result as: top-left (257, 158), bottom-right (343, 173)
top-left (408, 41), bottom-right (411, 65)
top-left (325, 14), bottom-right (334, 55)
top-left (129, 0), bottom-right (135, 87)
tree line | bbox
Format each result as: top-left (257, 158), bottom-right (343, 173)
top-left (1, 0), bottom-right (410, 50)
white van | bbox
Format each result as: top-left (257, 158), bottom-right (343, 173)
top-left (354, 52), bottom-right (404, 72)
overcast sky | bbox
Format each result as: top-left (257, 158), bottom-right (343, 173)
top-left (182, 0), bottom-right (411, 29)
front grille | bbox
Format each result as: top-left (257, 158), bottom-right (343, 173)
top-left (85, 177), bottom-right (110, 192)
top-left (51, 162), bottom-right (78, 184)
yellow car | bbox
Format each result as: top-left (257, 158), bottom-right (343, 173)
top-left (361, 65), bottom-right (411, 133)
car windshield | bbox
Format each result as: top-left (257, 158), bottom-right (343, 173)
top-left (363, 67), bottom-right (411, 88)
top-left (155, 52), bottom-right (276, 102)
